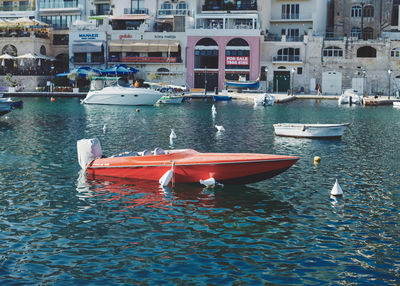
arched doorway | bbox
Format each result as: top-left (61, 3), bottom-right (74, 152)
top-left (194, 37), bottom-right (218, 91)
top-left (225, 38), bottom-right (250, 82)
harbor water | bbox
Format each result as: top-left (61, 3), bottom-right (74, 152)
top-left (0, 97), bottom-right (399, 284)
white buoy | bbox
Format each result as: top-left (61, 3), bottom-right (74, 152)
top-left (170, 129), bottom-right (176, 139)
top-left (215, 125), bottom-right (225, 132)
top-left (103, 124), bottom-right (107, 133)
top-left (200, 177), bottom-right (216, 188)
top-left (331, 179), bottom-right (343, 196)
top-left (159, 162), bottom-right (174, 187)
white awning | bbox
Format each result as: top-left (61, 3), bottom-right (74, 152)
top-left (72, 41), bottom-right (103, 53)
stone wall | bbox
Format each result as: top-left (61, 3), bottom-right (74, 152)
top-left (0, 75), bottom-right (53, 92)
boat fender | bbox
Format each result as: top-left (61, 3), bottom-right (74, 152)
top-left (200, 178), bottom-right (224, 188)
top-left (314, 156), bottom-right (321, 164)
top-left (77, 138), bottom-right (103, 170)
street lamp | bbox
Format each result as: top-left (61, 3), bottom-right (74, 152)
top-left (388, 69), bottom-right (392, 99)
top-left (362, 69), bottom-right (366, 95)
top-left (291, 68), bottom-right (295, 95)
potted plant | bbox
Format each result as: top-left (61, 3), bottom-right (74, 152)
top-left (67, 70), bottom-right (79, 93)
top-left (5, 73), bottom-right (17, 92)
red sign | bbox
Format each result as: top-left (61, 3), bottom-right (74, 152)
top-left (226, 56), bottom-right (249, 65)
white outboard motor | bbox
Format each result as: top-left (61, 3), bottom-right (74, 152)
top-left (77, 138), bottom-right (103, 169)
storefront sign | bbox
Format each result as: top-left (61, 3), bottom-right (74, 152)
top-left (119, 34), bottom-right (133, 40)
top-left (225, 56), bottom-right (249, 65)
top-left (79, 33), bottom-right (99, 40)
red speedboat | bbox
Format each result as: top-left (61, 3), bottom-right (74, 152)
top-left (78, 139), bottom-right (299, 185)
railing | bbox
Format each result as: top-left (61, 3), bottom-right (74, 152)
top-left (157, 9), bottom-right (190, 16)
top-left (124, 8), bottom-right (149, 14)
top-left (90, 9), bottom-right (111, 16)
top-left (286, 35), bottom-right (304, 42)
top-left (39, 1), bottom-right (79, 9)
top-left (281, 13), bottom-right (299, 19)
top-left (272, 55), bottom-right (302, 62)
top-left (202, 3), bottom-right (257, 11)
top-left (111, 56), bottom-right (179, 63)
top-left (0, 6), bottom-right (35, 11)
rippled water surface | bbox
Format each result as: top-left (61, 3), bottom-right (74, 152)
top-left (1, 97), bottom-right (399, 284)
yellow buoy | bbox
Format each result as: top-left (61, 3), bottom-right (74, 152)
top-left (134, 81), bottom-right (139, 88)
top-left (314, 156), bottom-right (321, 164)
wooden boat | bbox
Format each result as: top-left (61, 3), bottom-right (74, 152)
top-left (225, 76), bottom-right (260, 89)
top-left (78, 139), bottom-right (299, 185)
top-left (273, 123), bottom-right (350, 139)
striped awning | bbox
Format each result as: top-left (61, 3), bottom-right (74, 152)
top-left (109, 40), bottom-right (179, 53)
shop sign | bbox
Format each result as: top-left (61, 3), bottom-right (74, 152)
top-left (119, 34), bottom-right (133, 40)
top-left (226, 56), bottom-right (249, 65)
top-left (79, 33), bottom-right (99, 40)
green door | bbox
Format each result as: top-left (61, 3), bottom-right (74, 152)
top-left (273, 71), bottom-right (290, 93)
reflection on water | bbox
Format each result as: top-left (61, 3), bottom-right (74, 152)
top-left (0, 98), bottom-right (399, 284)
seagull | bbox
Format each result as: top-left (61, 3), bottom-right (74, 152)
top-left (170, 129), bottom-right (177, 139)
top-left (215, 125), bottom-right (225, 132)
top-left (103, 124), bottom-right (107, 133)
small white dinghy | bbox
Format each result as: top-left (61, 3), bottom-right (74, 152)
top-left (393, 101), bottom-right (400, 108)
top-left (338, 89), bottom-right (362, 105)
top-left (254, 93), bottom-right (275, 106)
top-left (273, 123), bottom-right (350, 139)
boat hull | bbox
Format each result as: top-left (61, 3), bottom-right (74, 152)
top-left (213, 95), bottom-right (232, 101)
top-left (273, 123), bottom-right (349, 139)
top-left (87, 150), bottom-right (298, 184)
top-left (82, 86), bottom-right (163, 105)
top-left (158, 95), bottom-right (184, 104)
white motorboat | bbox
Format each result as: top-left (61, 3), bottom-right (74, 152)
top-left (273, 123), bottom-right (350, 139)
top-left (82, 77), bottom-right (163, 106)
top-left (393, 101), bottom-right (400, 108)
top-left (158, 94), bottom-right (185, 104)
top-left (338, 89), bottom-right (362, 105)
top-left (254, 93), bottom-right (275, 106)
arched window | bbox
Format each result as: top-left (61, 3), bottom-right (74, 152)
top-left (226, 38), bottom-right (250, 70)
top-left (2, 44), bottom-right (17, 56)
top-left (40, 45), bottom-right (46, 55)
top-left (161, 1), bottom-right (172, 15)
top-left (363, 27), bottom-right (374, 40)
top-left (157, 67), bottom-right (169, 75)
top-left (323, 46), bottom-right (343, 57)
top-left (195, 37), bottom-right (218, 69)
top-left (351, 27), bottom-right (361, 39)
top-left (351, 5), bottom-right (362, 17)
top-left (276, 47), bottom-right (300, 62)
top-left (391, 48), bottom-right (400, 58)
top-left (364, 5), bottom-right (374, 17)
top-left (176, 1), bottom-right (187, 14)
top-left (357, 46), bottom-right (376, 58)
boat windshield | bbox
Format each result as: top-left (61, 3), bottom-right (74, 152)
top-left (90, 77), bottom-right (121, 91)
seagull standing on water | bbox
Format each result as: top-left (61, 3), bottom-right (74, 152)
top-left (215, 125), bottom-right (225, 132)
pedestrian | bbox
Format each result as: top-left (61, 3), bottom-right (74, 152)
top-left (316, 83), bottom-right (321, 95)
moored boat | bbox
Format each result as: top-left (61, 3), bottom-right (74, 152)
top-left (213, 95), bottom-right (232, 101)
top-left (393, 101), bottom-right (400, 107)
top-left (77, 139), bottom-right (299, 185)
top-left (82, 77), bottom-right (163, 106)
top-left (254, 93), bottom-right (275, 106)
top-left (273, 123), bottom-right (350, 139)
top-left (158, 94), bottom-right (185, 104)
top-left (338, 89), bottom-right (362, 105)
top-left (0, 101), bottom-right (12, 117)
top-left (225, 76), bottom-right (260, 89)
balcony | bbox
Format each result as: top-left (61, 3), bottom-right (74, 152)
top-left (202, 3), bottom-right (257, 11)
top-left (0, 6), bottom-right (35, 11)
top-left (272, 55), bottom-right (302, 63)
top-left (39, 1), bottom-right (79, 9)
top-left (90, 10), bottom-right (111, 16)
top-left (264, 34), bottom-right (304, 42)
top-left (157, 9), bottom-right (191, 17)
top-left (124, 8), bottom-right (149, 15)
top-left (270, 13), bottom-right (313, 23)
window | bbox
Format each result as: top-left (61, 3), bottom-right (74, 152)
top-left (2, 44), bottom-right (17, 56)
top-left (53, 34), bottom-right (68, 45)
top-left (285, 29), bottom-right (300, 41)
top-left (364, 5), bottom-right (374, 17)
top-left (297, 67), bottom-right (302, 75)
top-left (391, 48), bottom-right (400, 58)
top-left (74, 53), bottom-right (87, 63)
top-left (276, 48), bottom-right (300, 62)
top-left (351, 5), bottom-right (362, 17)
top-left (323, 46), bottom-right (343, 57)
top-left (350, 27), bottom-right (361, 39)
top-left (40, 45), bottom-right (46, 55)
top-left (176, 1), bottom-right (187, 14)
top-left (161, 1), bottom-right (173, 15)
top-left (281, 4), bottom-right (299, 19)
top-left (357, 46), bottom-right (376, 58)
top-left (363, 27), bottom-right (373, 40)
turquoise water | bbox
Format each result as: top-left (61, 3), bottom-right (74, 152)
top-left (0, 97), bottom-right (399, 284)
